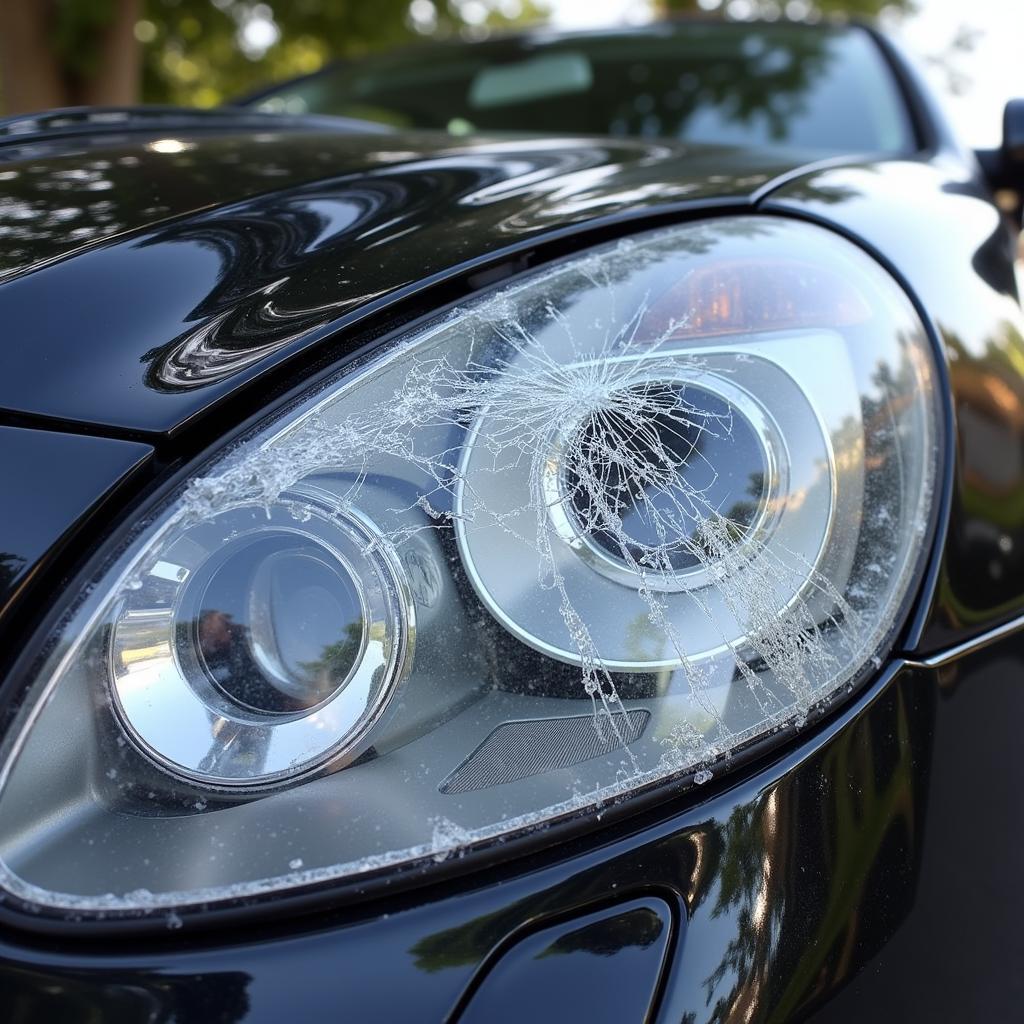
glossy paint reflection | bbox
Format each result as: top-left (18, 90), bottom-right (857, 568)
top-left (2, 966), bottom-right (252, 1023)
top-left (0, 129), bottom-right (381, 280)
top-left (139, 191), bottom-right (382, 389)
top-left (0, 427), bottom-right (152, 628)
top-left (456, 899), bottom-right (673, 1023)
top-left (670, 679), bottom-right (929, 1021)
top-left (0, 128), bottom-right (796, 432)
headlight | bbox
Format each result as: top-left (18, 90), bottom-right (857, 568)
top-left (109, 498), bottom-right (412, 787)
top-left (0, 217), bottom-right (941, 919)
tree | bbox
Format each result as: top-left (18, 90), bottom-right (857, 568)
top-left (0, 0), bottom-right (542, 115)
top-left (0, 0), bottom-right (142, 113)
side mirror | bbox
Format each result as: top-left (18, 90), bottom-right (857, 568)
top-left (977, 99), bottom-right (1024, 222)
top-left (1002, 98), bottom-right (1024, 169)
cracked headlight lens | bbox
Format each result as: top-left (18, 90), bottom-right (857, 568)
top-left (0, 217), bottom-right (940, 919)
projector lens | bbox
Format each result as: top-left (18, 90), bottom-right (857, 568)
top-left (192, 536), bottom-right (367, 715)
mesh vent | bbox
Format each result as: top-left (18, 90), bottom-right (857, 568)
top-left (439, 710), bottom-right (650, 794)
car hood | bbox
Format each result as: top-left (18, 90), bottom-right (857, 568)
top-left (0, 120), bottom-right (816, 436)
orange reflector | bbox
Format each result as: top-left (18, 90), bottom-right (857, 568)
top-left (638, 258), bottom-right (874, 341)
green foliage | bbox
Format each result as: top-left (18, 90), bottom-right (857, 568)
top-left (52, 0), bottom-right (120, 79)
top-left (135, 0), bottom-right (544, 107)
top-left (137, 0), bottom-right (403, 106)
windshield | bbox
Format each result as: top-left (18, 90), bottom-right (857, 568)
top-left (251, 22), bottom-right (914, 156)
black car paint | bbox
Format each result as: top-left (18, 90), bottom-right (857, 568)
top-left (0, 427), bottom-right (152, 626)
top-left (1, 35), bottom-right (1023, 1024)
top-left (0, 129), bottom-right (815, 435)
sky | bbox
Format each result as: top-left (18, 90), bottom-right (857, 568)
top-left (545, 0), bottom-right (1024, 149)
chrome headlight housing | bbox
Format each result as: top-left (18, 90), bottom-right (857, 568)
top-left (0, 217), bottom-right (941, 919)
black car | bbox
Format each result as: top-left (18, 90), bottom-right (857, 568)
top-left (1, 17), bottom-right (1023, 1023)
